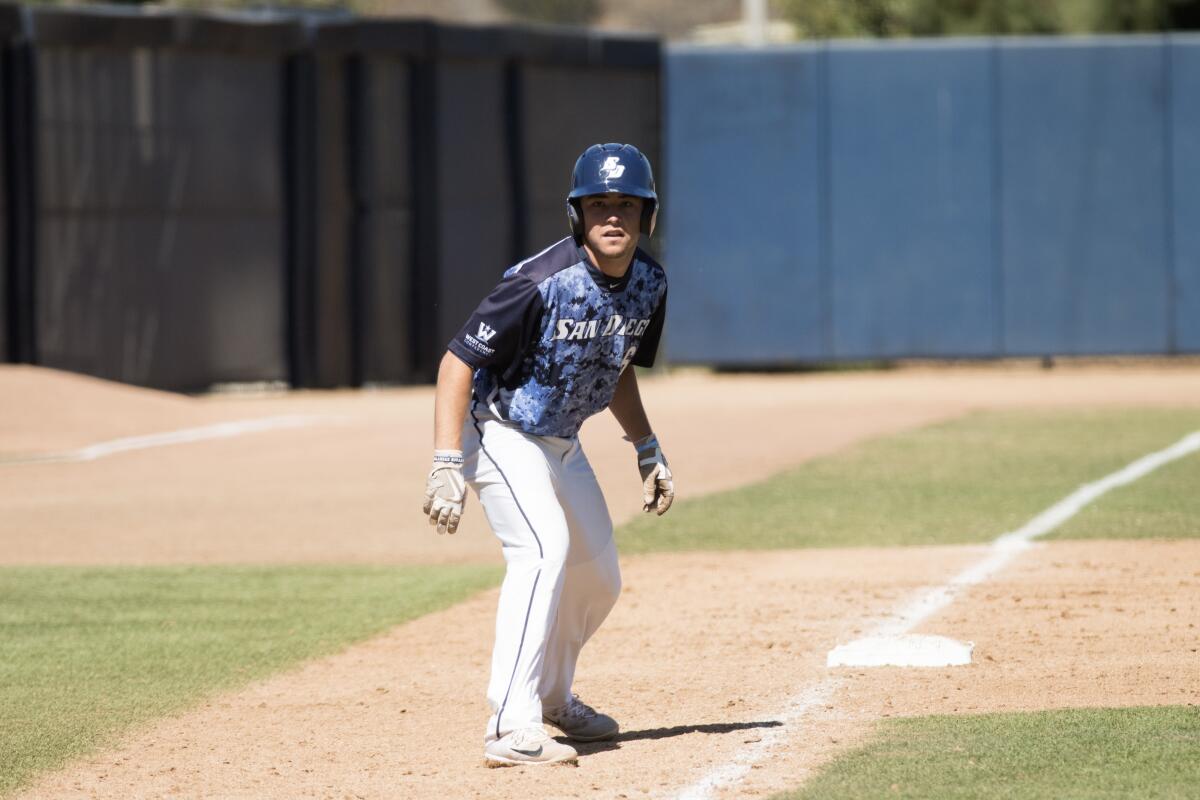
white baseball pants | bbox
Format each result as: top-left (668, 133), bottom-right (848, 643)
top-left (463, 404), bottom-right (622, 742)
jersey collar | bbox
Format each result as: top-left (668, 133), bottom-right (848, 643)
top-left (577, 244), bottom-right (635, 293)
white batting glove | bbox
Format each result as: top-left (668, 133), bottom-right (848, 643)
top-left (630, 433), bottom-right (674, 516)
top-left (423, 450), bottom-right (466, 534)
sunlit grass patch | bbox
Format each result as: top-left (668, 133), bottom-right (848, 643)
top-left (775, 706), bottom-right (1200, 800)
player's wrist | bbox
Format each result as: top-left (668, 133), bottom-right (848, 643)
top-left (432, 449), bottom-right (464, 466)
top-left (629, 434), bottom-right (665, 463)
top-left (624, 432), bottom-right (657, 450)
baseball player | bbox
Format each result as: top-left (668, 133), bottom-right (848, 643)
top-left (423, 143), bottom-right (673, 767)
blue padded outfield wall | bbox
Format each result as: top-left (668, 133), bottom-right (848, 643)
top-left (828, 41), bottom-right (996, 358)
top-left (1175, 38), bottom-right (1200, 352)
top-left (999, 39), bottom-right (1169, 356)
top-left (664, 35), bottom-right (1200, 364)
top-left (664, 49), bottom-right (825, 363)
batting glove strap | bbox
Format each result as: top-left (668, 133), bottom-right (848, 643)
top-left (432, 449), bottom-right (464, 465)
top-left (627, 433), bottom-right (674, 516)
top-left (627, 433), bottom-right (668, 468)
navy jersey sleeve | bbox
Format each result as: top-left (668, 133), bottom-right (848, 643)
top-left (447, 272), bottom-right (545, 379)
top-left (632, 286), bottom-right (667, 368)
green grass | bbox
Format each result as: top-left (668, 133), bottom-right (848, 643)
top-left (618, 409), bottom-right (1200, 553)
top-left (0, 564), bottom-right (500, 796)
top-left (775, 706), bottom-right (1200, 800)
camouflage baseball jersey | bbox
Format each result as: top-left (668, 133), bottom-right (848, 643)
top-left (448, 237), bottom-right (667, 439)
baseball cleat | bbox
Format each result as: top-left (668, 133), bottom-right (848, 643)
top-left (484, 726), bottom-right (578, 767)
top-left (543, 695), bottom-right (620, 742)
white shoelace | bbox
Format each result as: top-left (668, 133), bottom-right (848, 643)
top-left (508, 727), bottom-right (551, 747)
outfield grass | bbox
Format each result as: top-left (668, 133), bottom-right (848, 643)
top-left (775, 706), bottom-right (1200, 800)
top-left (0, 564), bottom-right (500, 797)
top-left (618, 409), bottom-right (1200, 553)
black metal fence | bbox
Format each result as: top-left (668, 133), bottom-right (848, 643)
top-left (0, 4), bottom-right (660, 390)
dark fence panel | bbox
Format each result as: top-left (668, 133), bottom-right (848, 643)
top-left (329, 22), bottom-right (429, 386)
top-left (353, 48), bottom-right (419, 384)
top-left (1173, 35), bottom-right (1200, 352)
top-left (664, 47), bottom-right (825, 365)
top-left (31, 8), bottom-right (301, 389)
top-left (291, 21), bottom-right (425, 388)
top-left (2, 5), bottom-right (33, 364)
top-left (292, 45), bottom-right (354, 388)
top-left (0, 15), bottom-right (8, 362)
top-left (423, 27), bottom-right (515, 378)
top-left (3, 8), bottom-right (661, 387)
top-left (284, 51), bottom-right (319, 388)
top-left (828, 41), bottom-right (997, 358)
top-left (318, 55), bottom-right (353, 304)
top-left (517, 30), bottom-right (660, 255)
top-left (999, 38), bottom-right (1170, 356)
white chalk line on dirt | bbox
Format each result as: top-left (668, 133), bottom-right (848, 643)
top-left (0, 415), bottom-right (330, 465)
top-left (674, 429), bottom-right (1200, 800)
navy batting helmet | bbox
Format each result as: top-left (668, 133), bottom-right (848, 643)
top-left (566, 143), bottom-right (659, 244)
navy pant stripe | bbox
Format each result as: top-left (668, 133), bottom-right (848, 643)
top-left (495, 570), bottom-right (542, 740)
top-left (471, 400), bottom-right (547, 738)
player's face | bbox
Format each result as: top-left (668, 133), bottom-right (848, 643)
top-left (581, 193), bottom-right (643, 263)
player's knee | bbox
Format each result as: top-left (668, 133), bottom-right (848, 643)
top-left (590, 551), bottom-right (621, 605)
top-left (538, 534), bottom-right (571, 571)
top-left (601, 568), bottom-right (622, 605)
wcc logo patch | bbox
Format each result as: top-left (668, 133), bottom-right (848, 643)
top-left (599, 156), bottom-right (625, 180)
top-left (462, 321), bottom-right (498, 357)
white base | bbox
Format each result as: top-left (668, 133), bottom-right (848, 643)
top-left (826, 634), bottom-right (974, 668)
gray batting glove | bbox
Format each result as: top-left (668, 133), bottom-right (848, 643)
top-left (423, 450), bottom-right (466, 534)
top-left (631, 433), bottom-right (674, 516)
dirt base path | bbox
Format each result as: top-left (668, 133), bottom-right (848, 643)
top-left (17, 540), bottom-right (1199, 800)
top-left (4, 362), bottom-right (1200, 566)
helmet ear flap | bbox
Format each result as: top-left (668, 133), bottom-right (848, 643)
top-left (567, 199), bottom-right (584, 244)
top-left (642, 201), bottom-right (658, 237)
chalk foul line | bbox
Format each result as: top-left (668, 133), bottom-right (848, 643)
top-left (0, 415), bottom-right (329, 465)
top-left (674, 429), bottom-right (1200, 800)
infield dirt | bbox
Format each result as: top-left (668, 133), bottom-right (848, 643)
top-left (4, 362), bottom-right (1200, 799)
top-left (4, 361), bottom-right (1200, 566)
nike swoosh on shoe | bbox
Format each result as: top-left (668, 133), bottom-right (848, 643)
top-left (512, 746), bottom-right (543, 757)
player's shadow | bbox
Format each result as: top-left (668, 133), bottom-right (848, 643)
top-left (569, 720), bottom-right (783, 755)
